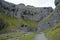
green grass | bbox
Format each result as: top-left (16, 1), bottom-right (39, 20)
top-left (19, 32), bottom-right (37, 40)
top-left (0, 32), bottom-right (24, 40)
top-left (0, 13), bottom-right (18, 31)
top-left (45, 23), bottom-right (60, 40)
top-left (0, 32), bottom-right (37, 40)
top-left (17, 18), bottom-right (38, 28)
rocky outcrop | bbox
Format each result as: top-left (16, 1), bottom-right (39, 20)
top-left (37, 8), bottom-right (60, 31)
top-left (55, 0), bottom-right (60, 6)
top-left (0, 0), bottom-right (53, 21)
top-left (15, 5), bottom-right (53, 21)
top-left (37, 0), bottom-right (60, 32)
top-left (0, 0), bottom-right (16, 17)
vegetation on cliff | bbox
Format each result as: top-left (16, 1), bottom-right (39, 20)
top-left (0, 13), bottom-right (38, 31)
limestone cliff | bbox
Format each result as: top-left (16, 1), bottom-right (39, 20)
top-left (0, 0), bottom-right (60, 32)
top-left (0, 0), bottom-right (53, 21)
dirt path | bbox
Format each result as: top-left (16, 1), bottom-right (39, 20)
top-left (34, 33), bottom-right (48, 40)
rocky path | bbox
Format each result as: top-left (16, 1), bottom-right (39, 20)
top-left (34, 33), bottom-right (48, 40)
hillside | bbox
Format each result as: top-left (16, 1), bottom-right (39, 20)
top-left (0, 13), bottom-right (18, 31)
top-left (45, 23), bottom-right (60, 40)
top-left (0, 13), bottom-right (38, 32)
top-left (44, 2), bottom-right (60, 40)
top-left (0, 0), bottom-right (60, 40)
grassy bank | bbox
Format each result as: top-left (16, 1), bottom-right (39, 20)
top-left (45, 23), bottom-right (60, 40)
top-left (0, 32), bottom-right (38, 40)
top-left (0, 13), bottom-right (18, 31)
top-left (19, 32), bottom-right (37, 40)
top-left (0, 32), bottom-right (24, 40)
top-left (0, 13), bottom-right (38, 32)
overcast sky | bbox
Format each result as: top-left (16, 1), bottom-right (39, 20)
top-left (5, 0), bottom-right (56, 9)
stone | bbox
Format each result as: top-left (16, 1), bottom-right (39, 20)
top-left (55, 0), bottom-right (60, 6)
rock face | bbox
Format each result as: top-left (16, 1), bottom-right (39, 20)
top-left (0, 0), bottom-right (53, 21)
top-left (55, 0), bottom-right (60, 6)
top-left (0, 0), bottom-right (60, 32)
top-left (37, 0), bottom-right (60, 32)
top-left (37, 8), bottom-right (60, 31)
top-left (0, 0), bottom-right (16, 17)
top-left (16, 7), bottom-right (53, 21)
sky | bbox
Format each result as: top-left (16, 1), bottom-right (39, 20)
top-left (5, 0), bottom-right (56, 9)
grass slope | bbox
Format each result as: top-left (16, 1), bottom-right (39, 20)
top-left (19, 32), bottom-right (37, 40)
top-left (0, 13), bottom-right (38, 31)
top-left (0, 13), bottom-right (38, 40)
top-left (17, 18), bottom-right (38, 28)
top-left (0, 32), bottom-right (37, 40)
top-left (0, 32), bottom-right (24, 40)
top-left (0, 13), bottom-right (18, 31)
top-left (45, 23), bottom-right (60, 40)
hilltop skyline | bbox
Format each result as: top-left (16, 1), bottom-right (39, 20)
top-left (5, 0), bottom-right (56, 9)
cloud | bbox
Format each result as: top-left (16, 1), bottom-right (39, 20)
top-left (5, 0), bottom-right (56, 8)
